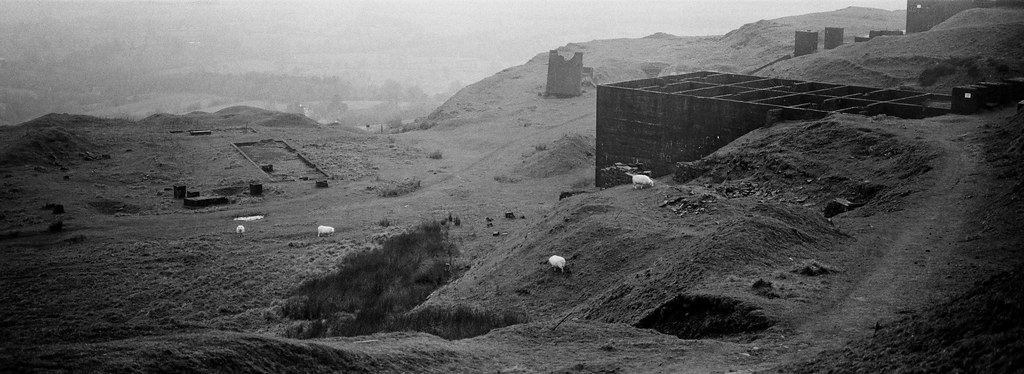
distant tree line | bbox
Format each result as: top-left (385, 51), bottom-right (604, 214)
top-left (0, 13), bottom-right (459, 125)
top-left (0, 59), bottom-right (439, 125)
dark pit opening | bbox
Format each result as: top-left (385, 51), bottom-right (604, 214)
top-left (634, 294), bottom-right (774, 339)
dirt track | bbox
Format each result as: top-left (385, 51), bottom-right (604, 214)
top-left (788, 110), bottom-right (1009, 356)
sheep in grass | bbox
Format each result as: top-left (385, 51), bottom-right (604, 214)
top-left (317, 225), bottom-right (335, 237)
top-left (236, 225), bottom-right (245, 236)
top-left (548, 255), bottom-right (566, 273)
top-left (626, 173), bottom-right (655, 189)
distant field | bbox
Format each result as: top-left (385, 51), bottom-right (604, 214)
top-left (207, 55), bottom-right (500, 94)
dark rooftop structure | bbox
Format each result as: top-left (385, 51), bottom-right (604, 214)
top-left (595, 71), bottom-right (952, 187)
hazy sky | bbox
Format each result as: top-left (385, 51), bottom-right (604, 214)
top-left (0, 0), bottom-right (912, 96)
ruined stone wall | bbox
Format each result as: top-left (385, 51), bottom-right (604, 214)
top-left (545, 50), bottom-right (583, 97)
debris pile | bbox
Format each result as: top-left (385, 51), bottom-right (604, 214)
top-left (659, 188), bottom-right (720, 215)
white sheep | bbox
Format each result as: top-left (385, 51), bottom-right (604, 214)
top-left (627, 173), bottom-right (655, 189)
top-left (548, 255), bottom-right (566, 272)
top-left (317, 225), bottom-right (335, 237)
top-left (235, 225), bottom-right (245, 235)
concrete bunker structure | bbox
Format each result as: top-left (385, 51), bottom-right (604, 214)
top-left (545, 50), bottom-right (583, 97)
top-left (595, 71), bottom-right (952, 187)
top-left (951, 78), bottom-right (1024, 114)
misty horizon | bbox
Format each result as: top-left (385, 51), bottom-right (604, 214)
top-left (0, 0), bottom-right (908, 125)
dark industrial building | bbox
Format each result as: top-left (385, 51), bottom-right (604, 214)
top-left (595, 71), bottom-right (952, 187)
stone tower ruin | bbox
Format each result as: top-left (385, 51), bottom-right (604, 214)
top-left (824, 27), bottom-right (844, 49)
top-left (545, 50), bottom-right (583, 97)
top-left (793, 30), bottom-right (819, 57)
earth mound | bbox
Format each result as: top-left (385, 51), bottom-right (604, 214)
top-left (140, 105), bottom-right (320, 129)
top-left (685, 114), bottom-right (939, 217)
top-left (642, 32), bottom-right (679, 39)
top-left (777, 263), bottom-right (1024, 373)
top-left (931, 7), bottom-right (1024, 30)
top-left (428, 172), bottom-right (845, 336)
top-left (512, 133), bottom-right (594, 179)
top-left (0, 114), bottom-right (115, 167)
top-left (0, 331), bottom-right (471, 373)
top-left (427, 112), bottom-right (945, 342)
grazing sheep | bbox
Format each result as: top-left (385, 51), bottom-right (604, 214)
top-left (317, 225), bottom-right (335, 237)
top-left (548, 255), bottom-right (566, 272)
top-left (236, 225), bottom-right (245, 235)
top-left (627, 173), bottom-right (655, 189)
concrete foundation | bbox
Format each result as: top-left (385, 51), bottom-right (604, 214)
top-left (234, 139), bottom-right (330, 181)
top-left (545, 50), bottom-right (583, 97)
top-left (794, 31), bottom-right (818, 57)
top-left (824, 27), bottom-right (844, 49)
top-left (184, 196), bottom-right (230, 207)
top-left (595, 71), bottom-right (952, 187)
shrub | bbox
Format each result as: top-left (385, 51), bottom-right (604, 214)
top-left (282, 221), bottom-right (474, 338)
top-left (918, 57), bottom-right (982, 87)
top-left (751, 279), bottom-right (778, 299)
top-left (378, 217), bottom-right (391, 227)
top-left (427, 150), bottom-right (443, 159)
top-left (534, 143), bottom-right (548, 151)
top-left (384, 305), bottom-right (528, 340)
top-left (376, 178), bottom-right (422, 197)
top-left (792, 260), bottom-right (837, 276)
top-left (918, 62), bottom-right (956, 86)
top-left (48, 220), bottom-right (63, 233)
